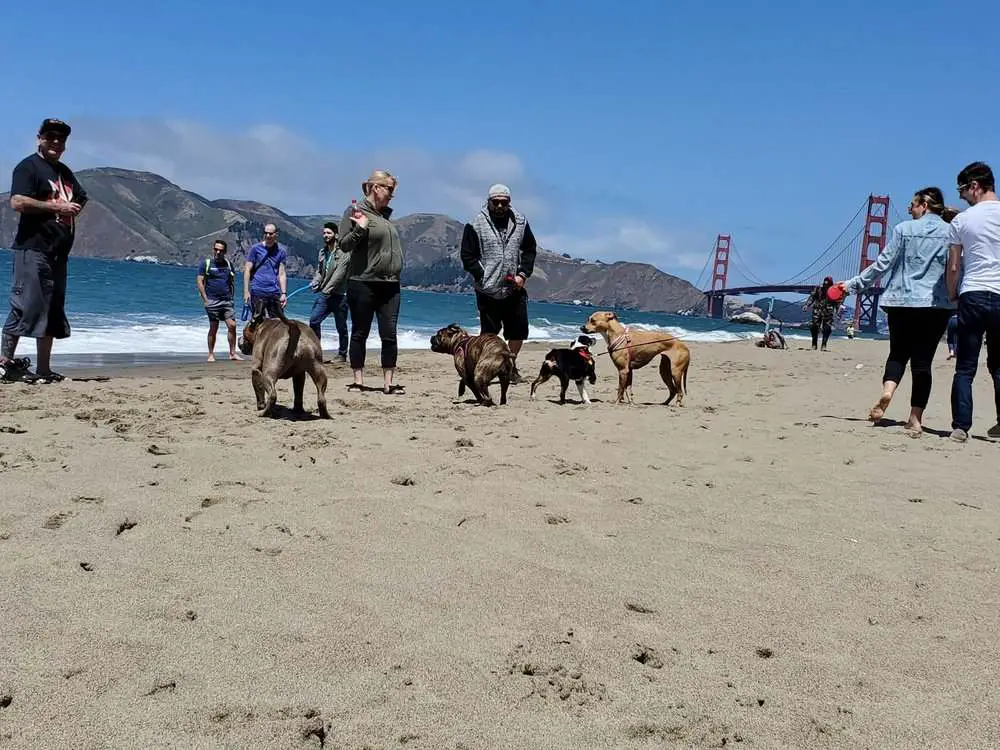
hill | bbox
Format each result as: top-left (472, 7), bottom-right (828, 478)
top-left (1, 167), bottom-right (706, 313)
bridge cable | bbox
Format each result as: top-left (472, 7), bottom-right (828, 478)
top-left (728, 240), bottom-right (769, 287)
top-left (692, 242), bottom-right (715, 291)
top-left (774, 197), bottom-right (869, 286)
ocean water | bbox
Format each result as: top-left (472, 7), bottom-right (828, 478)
top-left (0, 252), bottom-right (831, 367)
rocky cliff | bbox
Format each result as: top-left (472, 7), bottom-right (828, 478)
top-left (1, 167), bottom-right (706, 313)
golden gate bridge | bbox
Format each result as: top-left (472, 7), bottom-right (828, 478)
top-left (694, 195), bottom-right (909, 333)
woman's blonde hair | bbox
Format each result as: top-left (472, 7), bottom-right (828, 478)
top-left (362, 169), bottom-right (397, 196)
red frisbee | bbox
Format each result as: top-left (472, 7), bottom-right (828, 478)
top-left (826, 285), bottom-right (845, 302)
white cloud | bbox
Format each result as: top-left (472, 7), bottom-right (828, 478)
top-left (539, 217), bottom-right (708, 273)
top-left (52, 117), bottom-right (706, 277)
top-left (66, 118), bottom-right (549, 221)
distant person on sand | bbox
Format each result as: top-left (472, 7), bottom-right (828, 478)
top-left (196, 239), bottom-right (241, 361)
top-left (1, 118), bottom-right (87, 384)
top-left (243, 223), bottom-right (287, 319)
top-left (835, 187), bottom-right (957, 436)
top-left (338, 170), bottom-right (405, 394)
top-left (460, 183), bottom-right (538, 383)
top-left (308, 222), bottom-right (350, 362)
top-left (802, 276), bottom-right (840, 351)
top-left (946, 161), bottom-right (1000, 443)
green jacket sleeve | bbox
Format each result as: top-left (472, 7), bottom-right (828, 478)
top-left (320, 244), bottom-right (351, 295)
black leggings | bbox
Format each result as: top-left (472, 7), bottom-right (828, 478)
top-left (883, 307), bottom-right (953, 409)
top-left (346, 279), bottom-right (401, 370)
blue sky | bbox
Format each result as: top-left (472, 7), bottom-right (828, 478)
top-left (1, 0), bottom-right (997, 288)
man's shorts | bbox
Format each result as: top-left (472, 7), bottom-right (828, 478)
top-left (251, 295), bottom-right (283, 320)
top-left (476, 289), bottom-right (529, 341)
top-left (2, 249), bottom-right (70, 339)
top-left (205, 299), bottom-right (235, 322)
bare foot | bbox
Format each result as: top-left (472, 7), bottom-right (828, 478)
top-left (229, 353), bottom-right (242, 361)
top-left (207, 354), bottom-right (216, 362)
top-left (904, 420), bottom-right (922, 437)
top-left (869, 394), bottom-right (891, 422)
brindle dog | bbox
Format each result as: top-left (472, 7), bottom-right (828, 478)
top-left (429, 323), bottom-right (514, 407)
top-left (239, 316), bottom-right (330, 418)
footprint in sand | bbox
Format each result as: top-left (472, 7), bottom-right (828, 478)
top-left (43, 511), bottom-right (73, 530)
top-left (631, 644), bottom-right (664, 669)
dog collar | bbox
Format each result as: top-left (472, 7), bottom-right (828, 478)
top-left (454, 335), bottom-right (471, 360)
top-left (577, 348), bottom-right (593, 363)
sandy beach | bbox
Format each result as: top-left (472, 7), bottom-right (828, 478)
top-left (1, 335), bottom-right (998, 749)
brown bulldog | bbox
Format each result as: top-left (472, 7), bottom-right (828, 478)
top-left (239, 317), bottom-right (330, 418)
top-left (581, 311), bottom-right (690, 406)
top-left (429, 323), bottom-right (514, 406)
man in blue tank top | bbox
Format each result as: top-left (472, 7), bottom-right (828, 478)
top-left (196, 239), bottom-right (240, 361)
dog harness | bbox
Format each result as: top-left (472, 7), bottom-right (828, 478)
top-left (608, 327), bottom-right (634, 366)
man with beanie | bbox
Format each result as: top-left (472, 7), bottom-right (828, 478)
top-left (460, 183), bottom-right (538, 383)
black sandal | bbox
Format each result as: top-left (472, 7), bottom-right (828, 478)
top-left (37, 370), bottom-right (66, 383)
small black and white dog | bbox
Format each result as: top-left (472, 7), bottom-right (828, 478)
top-left (529, 334), bottom-right (598, 404)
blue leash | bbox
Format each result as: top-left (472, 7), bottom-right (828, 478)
top-left (241, 284), bottom-right (311, 321)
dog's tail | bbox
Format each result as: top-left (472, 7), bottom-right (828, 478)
top-left (281, 320), bottom-right (301, 360)
top-left (683, 358), bottom-right (689, 393)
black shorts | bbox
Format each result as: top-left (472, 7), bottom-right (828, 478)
top-left (476, 289), bottom-right (529, 341)
top-left (3, 249), bottom-right (70, 339)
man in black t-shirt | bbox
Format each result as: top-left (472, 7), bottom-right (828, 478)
top-left (1, 118), bottom-right (88, 384)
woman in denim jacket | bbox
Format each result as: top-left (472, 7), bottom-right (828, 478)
top-left (836, 187), bottom-right (958, 436)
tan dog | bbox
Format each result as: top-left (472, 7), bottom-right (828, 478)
top-left (429, 323), bottom-right (514, 406)
top-left (239, 317), bottom-right (330, 418)
top-left (581, 311), bottom-right (690, 405)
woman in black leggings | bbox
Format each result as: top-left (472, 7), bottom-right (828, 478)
top-left (337, 169), bottom-right (405, 394)
top-left (835, 187), bottom-right (958, 435)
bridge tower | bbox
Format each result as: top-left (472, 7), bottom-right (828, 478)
top-left (707, 234), bottom-right (731, 319)
top-left (853, 195), bottom-right (890, 333)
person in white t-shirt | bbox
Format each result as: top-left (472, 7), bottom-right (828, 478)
top-left (945, 161), bottom-right (1000, 442)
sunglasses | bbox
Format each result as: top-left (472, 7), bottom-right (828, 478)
top-left (263, 231), bottom-right (277, 236)
top-left (489, 199), bottom-right (510, 207)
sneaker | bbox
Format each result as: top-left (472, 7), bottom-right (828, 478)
top-left (0, 358), bottom-right (39, 384)
top-left (950, 428), bottom-right (969, 443)
top-left (987, 424), bottom-right (1000, 440)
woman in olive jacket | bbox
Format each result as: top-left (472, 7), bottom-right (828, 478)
top-left (338, 169), bottom-right (405, 394)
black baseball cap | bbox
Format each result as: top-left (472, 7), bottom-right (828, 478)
top-left (38, 118), bottom-right (71, 136)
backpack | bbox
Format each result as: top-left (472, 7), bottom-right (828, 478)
top-left (203, 257), bottom-right (235, 297)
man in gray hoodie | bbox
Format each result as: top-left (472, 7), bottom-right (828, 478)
top-left (308, 222), bottom-right (350, 361)
top-left (460, 183), bottom-right (538, 382)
